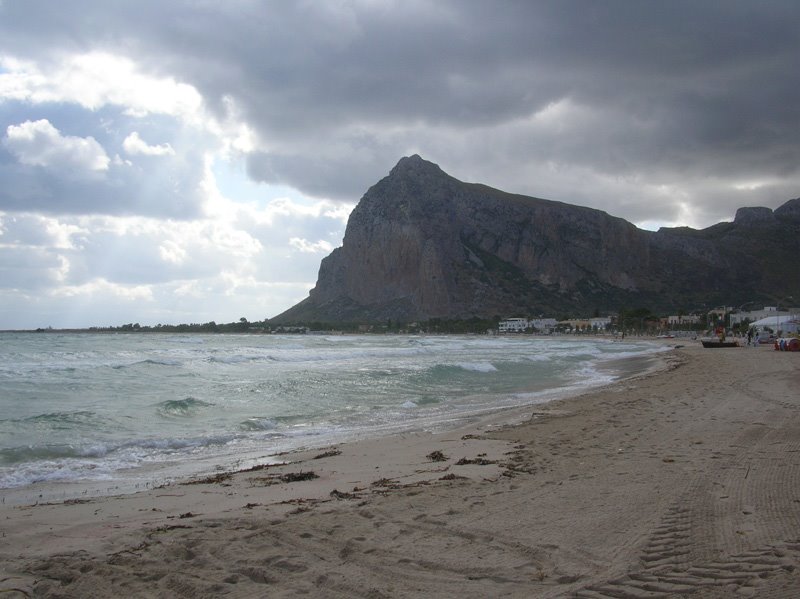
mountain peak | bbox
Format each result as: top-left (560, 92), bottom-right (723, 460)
top-left (774, 197), bottom-right (800, 220)
top-left (389, 154), bottom-right (445, 179)
top-left (734, 206), bottom-right (775, 224)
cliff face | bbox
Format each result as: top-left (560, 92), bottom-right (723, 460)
top-left (273, 156), bottom-right (800, 323)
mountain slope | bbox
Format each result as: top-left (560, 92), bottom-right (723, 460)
top-left (273, 156), bottom-right (800, 323)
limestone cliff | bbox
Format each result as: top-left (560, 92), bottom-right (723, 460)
top-left (273, 156), bottom-right (800, 323)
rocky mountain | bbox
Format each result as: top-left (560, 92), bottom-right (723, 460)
top-left (272, 155), bottom-right (800, 324)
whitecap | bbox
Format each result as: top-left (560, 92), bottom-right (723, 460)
top-left (455, 362), bottom-right (498, 373)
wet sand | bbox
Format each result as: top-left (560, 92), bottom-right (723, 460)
top-left (2, 343), bottom-right (799, 597)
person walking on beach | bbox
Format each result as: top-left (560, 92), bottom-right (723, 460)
top-left (747, 328), bottom-right (753, 346)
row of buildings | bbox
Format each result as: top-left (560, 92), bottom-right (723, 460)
top-left (498, 316), bottom-right (612, 333)
top-left (498, 305), bottom-right (800, 335)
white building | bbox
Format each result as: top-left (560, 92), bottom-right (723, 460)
top-left (667, 314), bottom-right (701, 326)
top-left (589, 317), bottom-right (612, 330)
top-left (730, 306), bottom-right (793, 326)
top-left (498, 318), bottom-right (529, 333)
top-left (531, 318), bottom-right (557, 331)
top-left (751, 314), bottom-right (800, 335)
top-left (498, 317), bottom-right (557, 333)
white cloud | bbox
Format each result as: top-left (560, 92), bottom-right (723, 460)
top-left (0, 53), bottom-right (203, 122)
top-left (0, 181), bottom-right (347, 326)
top-left (50, 254), bottom-right (70, 282)
top-left (123, 131), bottom-right (175, 156)
top-left (0, 212), bottom-right (87, 249)
top-left (49, 277), bottom-right (154, 301)
top-left (158, 240), bottom-right (187, 265)
top-left (244, 196), bottom-right (354, 227)
top-left (0, 52), bottom-right (252, 161)
top-left (4, 119), bottom-right (109, 173)
top-left (289, 237), bottom-right (334, 254)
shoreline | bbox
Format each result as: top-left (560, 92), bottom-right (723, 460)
top-left (2, 343), bottom-right (799, 597)
top-left (1, 336), bottom-right (671, 506)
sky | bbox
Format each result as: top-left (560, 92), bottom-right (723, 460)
top-left (1, 1), bottom-right (799, 329)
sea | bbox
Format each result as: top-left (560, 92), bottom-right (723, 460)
top-left (0, 332), bottom-right (669, 503)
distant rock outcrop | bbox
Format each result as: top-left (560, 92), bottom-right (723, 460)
top-left (272, 156), bottom-right (800, 323)
top-left (734, 206), bottom-right (775, 224)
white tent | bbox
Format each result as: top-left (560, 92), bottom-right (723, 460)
top-left (751, 314), bottom-right (800, 335)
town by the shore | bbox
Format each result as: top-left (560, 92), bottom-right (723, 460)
top-left (2, 343), bottom-right (799, 598)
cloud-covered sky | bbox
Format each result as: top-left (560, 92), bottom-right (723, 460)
top-left (2, 1), bottom-right (799, 329)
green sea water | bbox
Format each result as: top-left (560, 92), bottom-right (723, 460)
top-left (0, 332), bottom-right (668, 501)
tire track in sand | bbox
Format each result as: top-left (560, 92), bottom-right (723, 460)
top-left (573, 397), bottom-right (800, 598)
top-left (574, 499), bottom-right (799, 598)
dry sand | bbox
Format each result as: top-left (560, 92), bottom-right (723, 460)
top-left (2, 343), bottom-right (799, 598)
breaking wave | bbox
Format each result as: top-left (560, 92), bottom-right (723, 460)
top-left (155, 397), bottom-right (214, 417)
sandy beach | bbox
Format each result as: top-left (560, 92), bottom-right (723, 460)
top-left (2, 342), bottom-right (799, 598)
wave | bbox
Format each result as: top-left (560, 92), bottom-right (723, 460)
top-left (573, 363), bottom-right (617, 386)
top-left (454, 362), bottom-right (498, 373)
top-left (165, 336), bottom-right (206, 344)
top-left (112, 358), bottom-right (183, 369)
top-left (120, 434), bottom-right (236, 452)
top-left (141, 358), bottom-right (183, 367)
top-left (208, 354), bottom-right (256, 364)
top-left (0, 432), bottom-right (245, 487)
top-left (524, 354), bottom-right (552, 362)
top-left (430, 362), bottom-right (497, 375)
top-left (0, 443), bottom-right (91, 466)
top-left (221, 344), bottom-right (440, 365)
top-left (271, 413), bottom-right (320, 426)
top-left (239, 417), bottom-right (279, 431)
top-left (596, 345), bottom-right (671, 361)
top-left (155, 397), bottom-right (214, 417)
top-left (0, 362), bottom-right (83, 377)
top-left (4, 410), bottom-right (112, 432)
top-left (1, 427), bottom-right (246, 467)
top-left (414, 396), bottom-right (441, 406)
top-left (23, 410), bottom-right (98, 424)
top-left (0, 456), bottom-right (122, 487)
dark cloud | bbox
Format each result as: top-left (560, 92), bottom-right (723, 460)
top-left (0, 0), bottom-right (800, 237)
top-left (4, 1), bottom-right (800, 221)
top-left (159, 2), bottom-right (800, 217)
top-left (246, 147), bottom-right (401, 201)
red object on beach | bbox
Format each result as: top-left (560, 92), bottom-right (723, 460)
top-left (774, 338), bottom-right (800, 351)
